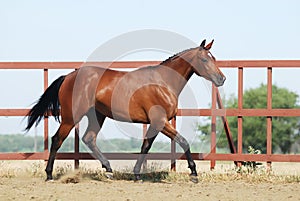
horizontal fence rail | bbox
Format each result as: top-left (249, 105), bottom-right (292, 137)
top-left (0, 61), bottom-right (300, 170)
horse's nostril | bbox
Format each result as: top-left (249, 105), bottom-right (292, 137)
top-left (222, 76), bottom-right (226, 83)
top-left (219, 76), bottom-right (225, 83)
top-left (216, 76), bottom-right (226, 86)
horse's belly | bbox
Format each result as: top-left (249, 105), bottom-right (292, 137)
top-left (95, 99), bottom-right (149, 123)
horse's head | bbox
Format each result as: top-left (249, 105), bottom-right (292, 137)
top-left (191, 39), bottom-right (226, 87)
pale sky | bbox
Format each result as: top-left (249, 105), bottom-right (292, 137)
top-left (1, 0), bottom-right (300, 61)
top-left (1, 0), bottom-right (300, 145)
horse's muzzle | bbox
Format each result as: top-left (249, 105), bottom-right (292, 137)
top-left (213, 75), bottom-right (226, 87)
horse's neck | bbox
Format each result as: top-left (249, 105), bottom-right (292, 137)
top-left (157, 56), bottom-right (194, 96)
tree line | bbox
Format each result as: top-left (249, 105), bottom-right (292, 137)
top-left (197, 84), bottom-right (300, 154)
top-left (0, 134), bottom-right (202, 153)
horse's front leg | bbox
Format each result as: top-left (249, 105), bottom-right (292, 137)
top-left (162, 122), bottom-right (198, 183)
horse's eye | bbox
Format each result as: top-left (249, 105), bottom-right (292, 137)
top-left (201, 58), bottom-right (208, 62)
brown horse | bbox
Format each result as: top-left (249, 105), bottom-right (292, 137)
top-left (25, 39), bottom-right (225, 183)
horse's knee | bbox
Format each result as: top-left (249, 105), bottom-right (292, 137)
top-left (82, 134), bottom-right (94, 146)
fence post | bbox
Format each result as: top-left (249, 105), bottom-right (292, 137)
top-left (266, 67), bottom-right (273, 169)
top-left (237, 66), bottom-right (244, 167)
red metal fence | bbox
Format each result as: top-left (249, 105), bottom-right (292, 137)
top-left (0, 61), bottom-right (300, 170)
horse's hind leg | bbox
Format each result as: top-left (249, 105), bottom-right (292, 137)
top-left (133, 125), bottom-right (159, 181)
top-left (82, 110), bottom-right (112, 174)
top-left (45, 122), bottom-right (74, 181)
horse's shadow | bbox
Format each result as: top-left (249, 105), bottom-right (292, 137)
top-left (84, 170), bottom-right (170, 183)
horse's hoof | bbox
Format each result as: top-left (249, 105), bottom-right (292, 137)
top-left (105, 172), bottom-right (114, 180)
top-left (134, 179), bottom-right (144, 183)
top-left (45, 178), bottom-right (54, 182)
top-left (134, 175), bottom-right (143, 183)
top-left (190, 175), bottom-right (199, 183)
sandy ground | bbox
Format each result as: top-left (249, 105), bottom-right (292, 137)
top-left (0, 160), bottom-right (300, 201)
top-left (0, 176), bottom-right (300, 201)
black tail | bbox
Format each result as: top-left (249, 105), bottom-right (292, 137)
top-left (25, 76), bottom-right (66, 131)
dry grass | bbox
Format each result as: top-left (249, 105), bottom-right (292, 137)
top-left (0, 160), bottom-right (300, 184)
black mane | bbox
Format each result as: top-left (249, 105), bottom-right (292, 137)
top-left (160, 47), bottom-right (197, 65)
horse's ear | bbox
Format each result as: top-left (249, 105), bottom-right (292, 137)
top-left (204, 39), bottom-right (214, 50)
top-left (199, 39), bottom-right (206, 49)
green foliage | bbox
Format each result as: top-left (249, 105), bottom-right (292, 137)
top-left (0, 134), bottom-right (44, 152)
top-left (197, 84), bottom-right (300, 154)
